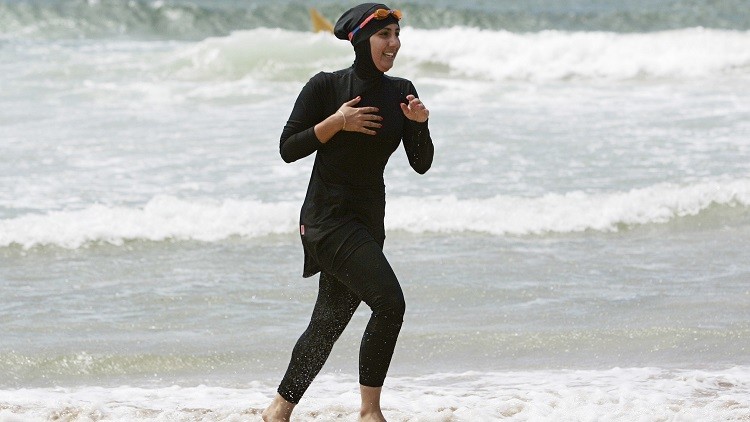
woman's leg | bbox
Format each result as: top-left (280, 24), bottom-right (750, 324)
top-left (360, 385), bottom-right (387, 422)
top-left (329, 240), bottom-right (406, 419)
top-left (267, 239), bottom-right (405, 420)
top-left (269, 272), bottom-right (361, 411)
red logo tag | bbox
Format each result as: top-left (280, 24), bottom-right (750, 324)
top-left (300, 225), bottom-right (305, 235)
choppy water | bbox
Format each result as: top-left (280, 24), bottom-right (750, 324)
top-left (2, 0), bottom-right (750, 420)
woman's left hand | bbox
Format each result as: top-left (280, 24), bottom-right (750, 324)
top-left (400, 94), bottom-right (429, 123)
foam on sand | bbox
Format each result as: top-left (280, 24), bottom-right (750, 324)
top-left (0, 368), bottom-right (748, 421)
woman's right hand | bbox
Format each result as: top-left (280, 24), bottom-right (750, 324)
top-left (337, 96), bottom-right (382, 135)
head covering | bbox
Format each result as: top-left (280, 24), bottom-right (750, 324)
top-left (334, 3), bottom-right (399, 47)
top-left (334, 3), bottom-right (400, 83)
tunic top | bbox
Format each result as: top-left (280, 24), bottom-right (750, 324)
top-left (280, 66), bottom-right (434, 277)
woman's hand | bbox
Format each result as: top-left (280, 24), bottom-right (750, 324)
top-left (314, 96), bottom-right (382, 143)
top-left (400, 94), bottom-right (429, 123)
top-left (338, 96), bottom-right (382, 135)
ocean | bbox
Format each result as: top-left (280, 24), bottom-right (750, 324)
top-left (2, 0), bottom-right (750, 420)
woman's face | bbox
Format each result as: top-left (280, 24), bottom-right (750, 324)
top-left (369, 23), bottom-right (401, 72)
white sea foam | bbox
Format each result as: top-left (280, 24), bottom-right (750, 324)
top-left (398, 27), bottom-right (750, 81)
top-left (163, 27), bottom-right (750, 83)
top-left (0, 197), bottom-right (299, 249)
top-left (2, 179), bottom-right (749, 249)
top-left (10, 27), bottom-right (747, 108)
top-left (164, 28), bottom-right (351, 82)
top-left (0, 368), bottom-right (748, 421)
top-left (389, 178), bottom-right (750, 235)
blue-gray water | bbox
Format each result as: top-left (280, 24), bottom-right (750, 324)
top-left (1, 0), bottom-right (750, 420)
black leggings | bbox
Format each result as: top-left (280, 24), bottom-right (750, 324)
top-left (277, 240), bottom-right (405, 404)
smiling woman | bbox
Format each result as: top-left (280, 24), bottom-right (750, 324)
top-left (261, 3), bottom-right (434, 422)
top-left (369, 23), bottom-right (400, 72)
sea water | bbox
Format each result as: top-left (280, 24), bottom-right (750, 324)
top-left (1, 0), bottom-right (750, 420)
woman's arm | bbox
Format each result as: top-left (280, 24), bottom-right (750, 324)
top-left (402, 119), bottom-right (433, 174)
top-left (401, 87), bottom-right (434, 174)
top-left (279, 74), bottom-right (328, 163)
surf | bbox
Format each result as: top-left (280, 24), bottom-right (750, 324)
top-left (156, 26), bottom-right (750, 83)
top-left (3, 179), bottom-right (749, 249)
top-left (1, 368), bottom-right (748, 421)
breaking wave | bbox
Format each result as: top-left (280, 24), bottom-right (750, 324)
top-left (2, 179), bottom-right (749, 249)
top-left (158, 27), bottom-right (750, 82)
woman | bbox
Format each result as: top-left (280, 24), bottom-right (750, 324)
top-left (263, 4), bottom-right (433, 421)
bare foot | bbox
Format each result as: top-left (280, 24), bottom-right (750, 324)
top-left (262, 393), bottom-right (295, 422)
top-left (360, 410), bottom-right (387, 422)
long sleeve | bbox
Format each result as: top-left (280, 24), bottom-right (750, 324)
top-left (402, 119), bottom-right (433, 174)
top-left (279, 73), bottom-right (327, 163)
top-left (401, 82), bottom-right (433, 174)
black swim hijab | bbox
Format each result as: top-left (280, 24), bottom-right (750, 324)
top-left (334, 3), bottom-right (400, 83)
top-left (334, 3), bottom-right (399, 46)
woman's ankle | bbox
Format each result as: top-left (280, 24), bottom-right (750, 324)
top-left (359, 385), bottom-right (386, 421)
top-left (262, 393), bottom-right (296, 422)
top-left (359, 409), bottom-right (387, 422)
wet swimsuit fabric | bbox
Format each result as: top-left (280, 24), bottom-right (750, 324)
top-left (280, 65), bottom-right (433, 277)
top-left (276, 57), bottom-right (433, 403)
top-left (277, 241), bottom-right (405, 403)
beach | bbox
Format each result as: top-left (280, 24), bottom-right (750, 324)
top-left (2, 0), bottom-right (750, 420)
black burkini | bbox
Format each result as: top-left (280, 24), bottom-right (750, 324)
top-left (275, 3), bottom-right (434, 404)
